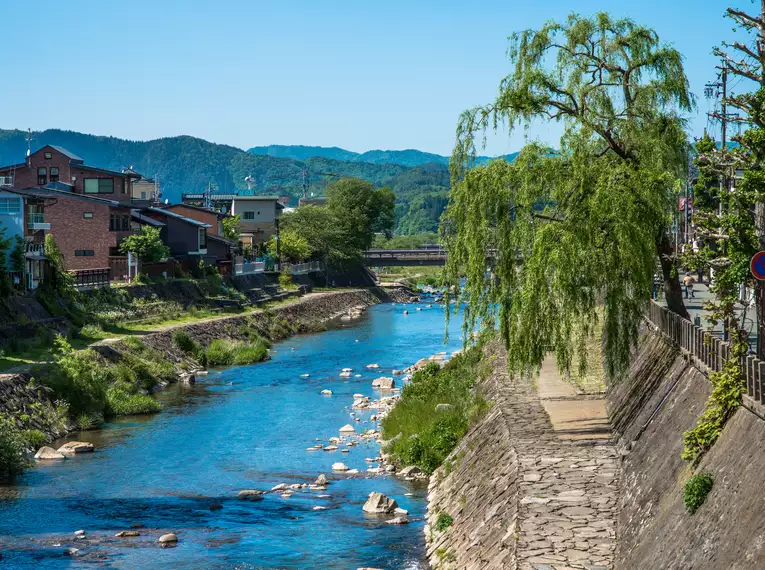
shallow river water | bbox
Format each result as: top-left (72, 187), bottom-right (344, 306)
top-left (0, 301), bottom-right (464, 569)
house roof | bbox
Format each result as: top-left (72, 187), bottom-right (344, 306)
top-left (163, 203), bottom-right (228, 218)
top-left (0, 162), bottom-right (26, 172)
top-left (44, 181), bottom-right (74, 192)
top-left (208, 233), bottom-right (237, 247)
top-left (30, 186), bottom-right (123, 207)
top-left (0, 187), bottom-right (54, 200)
top-left (131, 209), bottom-right (166, 227)
top-left (146, 207), bottom-right (212, 228)
top-left (73, 163), bottom-right (137, 178)
top-left (46, 145), bottom-right (83, 162)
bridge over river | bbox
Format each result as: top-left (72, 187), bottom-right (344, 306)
top-left (363, 248), bottom-right (447, 266)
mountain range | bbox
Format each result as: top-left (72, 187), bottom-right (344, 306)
top-left (0, 129), bottom-right (515, 234)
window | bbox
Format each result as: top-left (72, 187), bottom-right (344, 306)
top-left (75, 250), bottom-right (95, 257)
top-left (84, 178), bottom-right (114, 194)
top-left (243, 211), bottom-right (255, 220)
top-left (122, 215), bottom-right (130, 230)
top-left (199, 228), bottom-right (207, 250)
top-left (0, 197), bottom-right (21, 214)
top-left (37, 167), bottom-right (47, 186)
top-left (83, 212), bottom-right (93, 219)
top-left (50, 167), bottom-right (59, 183)
top-left (44, 152), bottom-right (52, 159)
top-left (109, 214), bottom-right (117, 231)
top-left (140, 191), bottom-right (146, 199)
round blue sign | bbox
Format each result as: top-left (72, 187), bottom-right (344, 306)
top-left (751, 251), bottom-right (765, 280)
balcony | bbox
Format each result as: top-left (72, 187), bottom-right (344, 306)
top-left (25, 241), bottom-right (45, 259)
top-left (27, 212), bottom-right (50, 231)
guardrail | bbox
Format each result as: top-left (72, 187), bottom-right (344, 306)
top-left (71, 268), bottom-right (111, 290)
top-left (234, 262), bottom-right (265, 276)
top-left (646, 300), bottom-right (765, 402)
top-left (290, 261), bottom-right (323, 275)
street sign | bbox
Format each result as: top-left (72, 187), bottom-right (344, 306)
top-left (751, 251), bottom-right (765, 280)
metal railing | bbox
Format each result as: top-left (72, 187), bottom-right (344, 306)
top-left (70, 268), bottom-right (111, 290)
top-left (290, 261), bottom-right (323, 275)
top-left (234, 261), bottom-right (265, 276)
top-left (646, 300), bottom-right (765, 403)
top-left (26, 212), bottom-right (47, 228)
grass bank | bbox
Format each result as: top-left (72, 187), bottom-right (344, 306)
top-left (381, 346), bottom-right (490, 473)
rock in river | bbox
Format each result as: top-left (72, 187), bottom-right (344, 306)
top-left (238, 490), bottom-right (265, 501)
top-left (362, 492), bottom-right (398, 514)
top-left (115, 530), bottom-right (141, 537)
top-left (57, 442), bottom-right (94, 456)
top-left (315, 474), bottom-right (329, 486)
top-left (339, 424), bottom-right (356, 433)
top-left (332, 462), bottom-right (349, 472)
top-left (387, 516), bottom-right (409, 525)
top-left (321, 389), bottom-right (333, 395)
top-left (158, 533), bottom-right (178, 545)
top-left (372, 377), bottom-right (395, 390)
top-left (34, 446), bottom-right (65, 460)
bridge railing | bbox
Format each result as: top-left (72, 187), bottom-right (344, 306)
top-left (646, 300), bottom-right (765, 403)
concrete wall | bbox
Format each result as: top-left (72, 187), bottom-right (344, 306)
top-left (609, 327), bottom-right (765, 570)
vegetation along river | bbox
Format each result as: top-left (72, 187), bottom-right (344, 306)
top-left (0, 301), bottom-right (464, 569)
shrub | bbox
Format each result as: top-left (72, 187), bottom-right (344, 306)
top-left (0, 417), bottom-right (29, 479)
top-left (172, 330), bottom-right (199, 355)
top-left (106, 384), bottom-right (161, 416)
top-left (205, 339), bottom-right (235, 366)
top-left (435, 513), bottom-right (454, 532)
top-left (279, 272), bottom-right (295, 290)
top-left (20, 429), bottom-right (49, 449)
top-left (232, 342), bottom-right (268, 365)
top-left (74, 412), bottom-right (103, 431)
top-left (381, 347), bottom-right (488, 474)
top-left (684, 473), bottom-right (714, 514)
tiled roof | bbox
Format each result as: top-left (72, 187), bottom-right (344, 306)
top-left (47, 146), bottom-right (83, 162)
top-left (131, 210), bottom-right (166, 227)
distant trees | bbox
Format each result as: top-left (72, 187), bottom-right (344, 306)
top-left (278, 178), bottom-right (395, 267)
top-left (267, 229), bottom-right (311, 263)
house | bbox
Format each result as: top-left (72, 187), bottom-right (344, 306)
top-left (0, 145), bottom-right (139, 206)
top-left (141, 207), bottom-right (213, 263)
top-left (180, 192), bottom-right (283, 246)
top-left (36, 186), bottom-right (133, 271)
top-left (124, 168), bottom-right (160, 204)
top-left (0, 187), bottom-right (52, 289)
top-left (161, 203), bottom-right (226, 236)
top-left (229, 195), bottom-right (283, 246)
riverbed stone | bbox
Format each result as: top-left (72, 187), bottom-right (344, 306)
top-left (158, 533), bottom-right (178, 544)
top-left (386, 516), bottom-right (409, 524)
top-left (339, 424), bottom-right (355, 433)
top-left (332, 462), bottom-right (349, 471)
top-left (372, 377), bottom-right (395, 390)
top-left (237, 490), bottom-right (265, 501)
top-left (362, 492), bottom-right (398, 514)
top-left (315, 474), bottom-right (329, 486)
top-left (115, 530), bottom-right (141, 537)
top-left (57, 442), bottom-right (94, 456)
top-left (34, 446), bottom-right (65, 460)
top-left (321, 389), bottom-right (333, 395)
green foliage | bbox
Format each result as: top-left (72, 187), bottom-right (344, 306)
top-left (204, 338), bottom-right (269, 367)
top-left (20, 429), bottom-right (49, 449)
top-left (0, 227), bottom-right (13, 298)
top-left (683, 473), bottom-right (714, 514)
top-left (435, 513), bottom-right (454, 532)
top-left (222, 214), bottom-right (241, 241)
top-left (682, 334), bottom-right (746, 464)
top-left (268, 230), bottom-right (311, 263)
top-left (375, 232), bottom-right (439, 249)
top-left (106, 383), bottom-right (161, 416)
top-left (10, 235), bottom-right (24, 274)
top-left (119, 226), bottom-right (170, 263)
top-left (278, 271), bottom-right (295, 290)
top-left (0, 416), bottom-right (29, 479)
top-left (172, 330), bottom-right (200, 355)
top-left (381, 348), bottom-right (489, 473)
top-left (444, 12), bottom-right (693, 379)
top-left (43, 234), bottom-right (74, 295)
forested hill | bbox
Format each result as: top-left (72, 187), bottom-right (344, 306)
top-left (0, 128), bottom-right (512, 234)
top-left (248, 144), bottom-right (519, 167)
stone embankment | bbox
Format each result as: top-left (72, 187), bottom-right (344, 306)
top-left (425, 344), bottom-right (619, 570)
top-left (609, 326), bottom-right (765, 570)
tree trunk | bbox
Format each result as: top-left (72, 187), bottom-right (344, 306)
top-left (657, 231), bottom-right (690, 319)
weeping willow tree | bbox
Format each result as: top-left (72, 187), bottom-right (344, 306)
top-left (443, 13), bottom-right (694, 378)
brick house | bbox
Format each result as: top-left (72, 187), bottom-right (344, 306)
top-left (161, 203), bottom-right (225, 236)
top-left (0, 145), bottom-right (138, 205)
top-left (36, 187), bottom-right (132, 271)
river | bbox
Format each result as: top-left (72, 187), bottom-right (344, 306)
top-left (0, 301), bottom-right (464, 569)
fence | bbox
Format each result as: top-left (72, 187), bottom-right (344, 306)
top-left (646, 300), bottom-right (765, 403)
top-left (290, 261), bottom-right (323, 275)
top-left (71, 268), bottom-right (111, 290)
top-left (234, 261), bottom-right (265, 276)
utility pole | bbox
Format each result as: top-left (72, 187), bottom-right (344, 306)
top-left (301, 169), bottom-right (309, 201)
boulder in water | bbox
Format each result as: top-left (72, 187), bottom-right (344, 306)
top-left (332, 462), bottom-right (349, 471)
top-left (238, 490), bottom-right (265, 501)
top-left (34, 446), bottom-right (65, 460)
top-left (115, 530), bottom-right (141, 537)
top-left (362, 492), bottom-right (398, 514)
top-left (158, 533), bottom-right (178, 545)
top-left (315, 474), bottom-right (329, 486)
top-left (339, 424), bottom-right (355, 433)
top-left (57, 442), bottom-right (94, 456)
top-left (320, 389), bottom-right (333, 395)
top-left (372, 377), bottom-right (395, 390)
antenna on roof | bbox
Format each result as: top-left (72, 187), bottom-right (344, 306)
top-left (25, 128), bottom-right (33, 158)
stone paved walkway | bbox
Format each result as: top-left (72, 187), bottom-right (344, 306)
top-left (501, 355), bottom-right (620, 569)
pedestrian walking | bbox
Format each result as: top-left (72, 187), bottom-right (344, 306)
top-left (683, 272), bottom-right (696, 298)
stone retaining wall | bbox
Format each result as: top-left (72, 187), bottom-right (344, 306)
top-left (0, 373), bottom-right (69, 439)
top-left (425, 345), bottom-right (619, 569)
top-left (609, 327), bottom-right (765, 570)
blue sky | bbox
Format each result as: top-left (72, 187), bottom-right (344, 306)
top-left (0, 0), bottom-right (748, 156)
